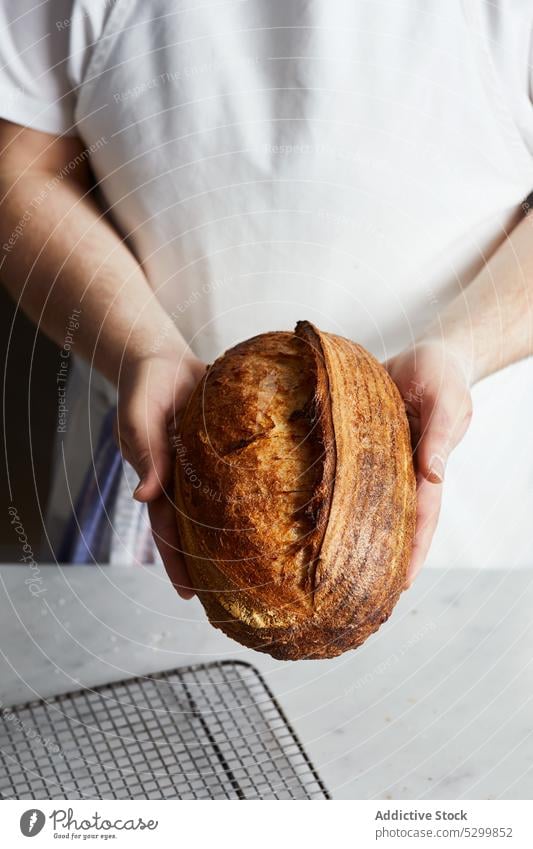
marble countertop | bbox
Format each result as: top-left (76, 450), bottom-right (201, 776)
top-left (1, 563), bottom-right (532, 800)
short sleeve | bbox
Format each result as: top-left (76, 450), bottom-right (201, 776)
top-left (530, 22), bottom-right (533, 106)
top-left (479, 1), bottom-right (533, 160)
top-left (0, 0), bottom-right (78, 136)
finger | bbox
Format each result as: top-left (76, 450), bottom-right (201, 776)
top-left (405, 473), bottom-right (443, 587)
top-left (417, 383), bottom-right (472, 484)
top-left (115, 404), bottom-right (173, 502)
top-left (148, 495), bottom-right (195, 599)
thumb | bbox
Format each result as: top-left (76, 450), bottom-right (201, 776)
top-left (417, 382), bottom-right (472, 484)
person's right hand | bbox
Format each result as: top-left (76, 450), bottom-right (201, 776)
top-left (114, 351), bottom-right (205, 598)
top-left (386, 339), bottom-right (473, 587)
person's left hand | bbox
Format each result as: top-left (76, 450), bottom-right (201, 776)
top-left (386, 339), bottom-right (473, 587)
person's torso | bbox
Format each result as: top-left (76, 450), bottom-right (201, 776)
top-left (70, 0), bottom-right (533, 361)
top-left (64, 0), bottom-right (533, 570)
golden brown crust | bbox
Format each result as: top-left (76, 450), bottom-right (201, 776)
top-left (175, 322), bottom-right (416, 660)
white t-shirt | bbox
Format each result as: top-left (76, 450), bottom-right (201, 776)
top-left (1, 0), bottom-right (533, 569)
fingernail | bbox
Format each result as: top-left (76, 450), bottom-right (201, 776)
top-left (427, 453), bottom-right (445, 483)
top-left (133, 481), bottom-right (145, 499)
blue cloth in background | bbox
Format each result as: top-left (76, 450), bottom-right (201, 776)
top-left (58, 407), bottom-right (122, 563)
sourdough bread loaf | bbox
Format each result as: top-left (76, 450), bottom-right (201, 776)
top-left (174, 321), bottom-right (416, 660)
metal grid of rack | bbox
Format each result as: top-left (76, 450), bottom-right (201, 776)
top-left (0, 660), bottom-right (330, 800)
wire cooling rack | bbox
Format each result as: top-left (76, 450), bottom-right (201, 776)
top-left (0, 660), bottom-right (330, 800)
